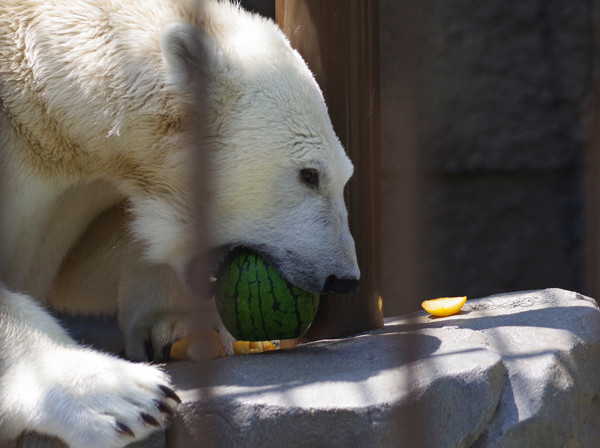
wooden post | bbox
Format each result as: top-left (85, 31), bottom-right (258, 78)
top-left (276, 0), bottom-right (383, 339)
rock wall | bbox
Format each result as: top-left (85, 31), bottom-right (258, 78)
top-left (380, 0), bottom-right (594, 315)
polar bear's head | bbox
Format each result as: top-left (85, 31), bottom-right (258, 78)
top-left (159, 4), bottom-right (359, 294)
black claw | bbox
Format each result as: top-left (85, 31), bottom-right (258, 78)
top-left (144, 338), bottom-right (154, 361)
top-left (162, 343), bottom-right (172, 362)
top-left (155, 400), bottom-right (175, 416)
top-left (159, 385), bottom-right (182, 404)
top-left (141, 412), bottom-right (161, 428)
top-left (115, 422), bottom-right (135, 438)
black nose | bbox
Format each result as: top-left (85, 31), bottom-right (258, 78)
top-left (324, 275), bottom-right (360, 294)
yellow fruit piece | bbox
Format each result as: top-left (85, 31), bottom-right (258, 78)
top-left (421, 296), bottom-right (467, 317)
top-left (170, 334), bottom-right (200, 360)
top-left (233, 341), bottom-right (250, 354)
top-left (233, 340), bottom-right (277, 355)
top-left (170, 331), bottom-right (226, 361)
top-left (261, 341), bottom-right (277, 351)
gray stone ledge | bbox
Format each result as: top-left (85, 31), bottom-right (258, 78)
top-left (11, 288), bottom-right (600, 447)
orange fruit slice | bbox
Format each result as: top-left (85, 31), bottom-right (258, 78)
top-left (233, 340), bottom-right (277, 355)
top-left (421, 296), bottom-right (467, 317)
top-left (170, 331), bottom-right (226, 361)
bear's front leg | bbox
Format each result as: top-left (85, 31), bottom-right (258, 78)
top-left (0, 286), bottom-right (180, 448)
top-left (50, 204), bottom-right (225, 363)
top-left (118, 261), bottom-right (224, 362)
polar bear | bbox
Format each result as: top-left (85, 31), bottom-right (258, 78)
top-left (0, 0), bottom-right (359, 446)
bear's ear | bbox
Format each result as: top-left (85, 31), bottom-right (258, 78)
top-left (161, 22), bottom-right (216, 85)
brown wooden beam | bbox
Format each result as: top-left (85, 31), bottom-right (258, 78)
top-left (276, 0), bottom-right (383, 339)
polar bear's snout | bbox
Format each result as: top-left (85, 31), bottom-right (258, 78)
top-left (323, 275), bottom-right (360, 294)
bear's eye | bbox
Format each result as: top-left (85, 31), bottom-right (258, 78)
top-left (300, 168), bottom-right (319, 189)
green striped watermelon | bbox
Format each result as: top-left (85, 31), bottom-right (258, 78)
top-left (215, 250), bottom-right (320, 341)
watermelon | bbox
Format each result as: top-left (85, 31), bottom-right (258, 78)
top-left (215, 250), bottom-right (320, 341)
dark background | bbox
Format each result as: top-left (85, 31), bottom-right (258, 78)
top-left (380, 0), bottom-right (595, 315)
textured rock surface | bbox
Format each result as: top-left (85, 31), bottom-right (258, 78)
top-left (379, 0), bottom-right (590, 313)
top-left (13, 289), bottom-right (600, 447)
top-left (418, 1), bottom-right (592, 173)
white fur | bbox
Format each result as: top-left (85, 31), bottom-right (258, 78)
top-left (0, 0), bottom-right (358, 446)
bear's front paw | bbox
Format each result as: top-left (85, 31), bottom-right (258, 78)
top-left (5, 346), bottom-right (181, 448)
top-left (123, 311), bottom-right (220, 362)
